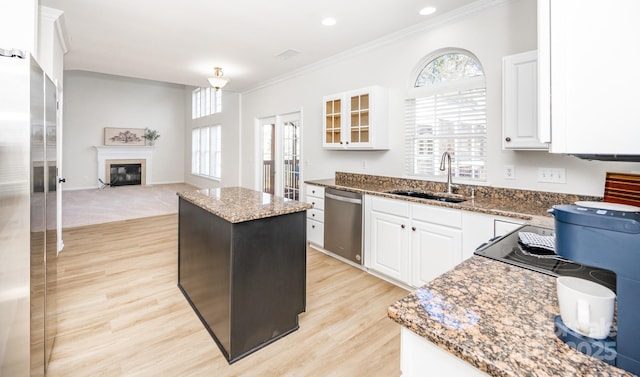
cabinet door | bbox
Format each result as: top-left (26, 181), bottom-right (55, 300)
top-left (367, 210), bottom-right (408, 281)
top-left (322, 94), bottom-right (343, 148)
top-left (502, 50), bottom-right (546, 150)
top-left (539, 0), bottom-right (640, 154)
top-left (410, 220), bottom-right (462, 288)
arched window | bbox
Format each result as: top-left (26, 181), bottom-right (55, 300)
top-left (405, 49), bottom-right (487, 181)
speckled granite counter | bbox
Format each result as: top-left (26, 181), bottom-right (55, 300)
top-left (177, 186), bottom-right (312, 223)
top-left (305, 172), bottom-right (601, 226)
top-left (388, 256), bottom-right (633, 377)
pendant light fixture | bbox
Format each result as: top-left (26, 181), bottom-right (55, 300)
top-left (208, 67), bottom-right (230, 90)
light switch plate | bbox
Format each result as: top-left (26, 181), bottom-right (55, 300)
top-left (538, 167), bottom-right (566, 183)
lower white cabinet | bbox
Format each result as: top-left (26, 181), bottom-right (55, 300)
top-left (401, 328), bottom-right (488, 377)
top-left (461, 212), bottom-right (524, 260)
top-left (367, 203), bottom-right (409, 281)
top-left (305, 184), bottom-right (325, 247)
top-left (410, 220), bottom-right (462, 288)
top-left (365, 196), bottom-right (462, 288)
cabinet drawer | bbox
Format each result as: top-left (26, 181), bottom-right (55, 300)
top-left (305, 196), bottom-right (324, 210)
top-left (369, 196), bottom-right (410, 217)
top-left (307, 219), bottom-right (324, 247)
top-left (411, 204), bottom-right (462, 228)
top-left (306, 185), bottom-right (325, 198)
top-left (307, 208), bottom-right (324, 223)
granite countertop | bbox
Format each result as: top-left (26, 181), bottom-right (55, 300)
top-left (305, 177), bottom-right (574, 227)
top-left (388, 256), bottom-right (633, 377)
top-left (177, 186), bottom-right (312, 223)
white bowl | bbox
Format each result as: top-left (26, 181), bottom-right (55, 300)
top-left (557, 276), bottom-right (616, 339)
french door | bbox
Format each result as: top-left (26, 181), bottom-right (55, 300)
top-left (259, 112), bottom-right (301, 200)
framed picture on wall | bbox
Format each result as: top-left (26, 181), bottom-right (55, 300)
top-left (104, 127), bottom-right (145, 146)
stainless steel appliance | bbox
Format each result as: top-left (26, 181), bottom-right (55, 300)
top-left (323, 188), bottom-right (363, 264)
top-left (1, 49), bottom-right (59, 376)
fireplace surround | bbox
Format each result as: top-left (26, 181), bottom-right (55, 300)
top-left (95, 146), bottom-right (153, 187)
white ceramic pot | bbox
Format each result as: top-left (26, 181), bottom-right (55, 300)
top-left (557, 276), bottom-right (616, 339)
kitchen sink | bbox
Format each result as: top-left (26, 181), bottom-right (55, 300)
top-left (385, 190), bottom-right (467, 203)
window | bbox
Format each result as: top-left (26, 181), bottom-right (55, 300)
top-left (192, 125), bottom-right (221, 179)
top-left (192, 87), bottom-right (222, 119)
top-left (405, 50), bottom-right (487, 181)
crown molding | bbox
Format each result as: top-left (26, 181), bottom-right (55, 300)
top-left (243, 0), bottom-right (514, 94)
top-left (40, 6), bottom-right (70, 54)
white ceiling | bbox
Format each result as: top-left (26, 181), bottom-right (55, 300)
top-left (41, 0), bottom-right (480, 92)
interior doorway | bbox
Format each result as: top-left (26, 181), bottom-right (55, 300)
top-left (258, 112), bottom-right (301, 200)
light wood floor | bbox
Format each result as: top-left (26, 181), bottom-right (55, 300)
top-left (48, 214), bottom-right (409, 376)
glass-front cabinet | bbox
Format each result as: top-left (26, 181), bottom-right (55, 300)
top-left (322, 85), bottom-right (388, 150)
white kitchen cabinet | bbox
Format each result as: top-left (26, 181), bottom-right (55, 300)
top-left (365, 196), bottom-right (410, 281)
top-left (502, 50), bottom-right (547, 150)
top-left (304, 184), bottom-right (325, 247)
top-left (364, 195), bottom-right (462, 288)
top-left (401, 328), bottom-right (489, 377)
top-left (322, 85), bottom-right (388, 150)
top-left (538, 0), bottom-right (640, 155)
top-left (461, 212), bottom-right (523, 260)
top-left (410, 220), bottom-right (462, 287)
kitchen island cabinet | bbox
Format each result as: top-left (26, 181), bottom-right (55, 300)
top-left (177, 187), bottom-right (311, 363)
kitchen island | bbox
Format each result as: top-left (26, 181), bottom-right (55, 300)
top-left (177, 187), bottom-right (312, 363)
top-left (388, 256), bottom-right (634, 377)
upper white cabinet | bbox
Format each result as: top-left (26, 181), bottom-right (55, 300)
top-left (502, 50), bottom-right (546, 150)
top-left (538, 0), bottom-right (640, 155)
top-left (322, 85), bottom-right (388, 150)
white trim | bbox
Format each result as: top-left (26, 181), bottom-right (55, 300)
top-left (40, 6), bottom-right (69, 53)
top-left (242, 0), bottom-right (513, 94)
top-left (95, 146), bottom-right (153, 185)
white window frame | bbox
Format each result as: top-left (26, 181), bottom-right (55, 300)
top-left (192, 87), bottom-right (222, 119)
top-left (191, 125), bottom-right (221, 180)
top-left (405, 49), bottom-right (487, 182)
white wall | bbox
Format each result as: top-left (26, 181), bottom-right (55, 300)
top-left (183, 88), bottom-right (241, 188)
top-left (239, 0), bottom-right (640, 196)
top-left (62, 71), bottom-right (186, 189)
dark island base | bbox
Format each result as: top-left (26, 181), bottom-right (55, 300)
top-left (178, 284), bottom-right (301, 364)
top-left (178, 199), bottom-right (306, 364)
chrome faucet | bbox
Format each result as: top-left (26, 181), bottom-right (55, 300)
top-left (439, 151), bottom-right (457, 194)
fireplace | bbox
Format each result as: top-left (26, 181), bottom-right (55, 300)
top-left (95, 146), bottom-right (153, 187)
top-left (109, 163), bottom-right (142, 186)
top-left (105, 159), bottom-right (146, 186)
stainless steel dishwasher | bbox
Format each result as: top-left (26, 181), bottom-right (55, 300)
top-left (323, 188), bottom-right (363, 264)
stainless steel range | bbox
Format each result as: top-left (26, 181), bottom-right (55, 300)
top-left (474, 225), bottom-right (616, 292)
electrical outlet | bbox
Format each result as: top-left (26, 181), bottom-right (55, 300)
top-left (504, 165), bottom-right (515, 180)
top-left (538, 168), bottom-right (566, 184)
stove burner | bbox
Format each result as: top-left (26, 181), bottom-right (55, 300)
top-left (475, 225), bottom-right (617, 293)
top-left (589, 269), bottom-right (617, 291)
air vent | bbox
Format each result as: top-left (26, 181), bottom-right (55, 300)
top-left (275, 49), bottom-right (300, 60)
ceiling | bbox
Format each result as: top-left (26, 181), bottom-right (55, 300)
top-left (41, 0), bottom-right (480, 92)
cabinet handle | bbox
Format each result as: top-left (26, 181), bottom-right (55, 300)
top-left (312, 213), bottom-right (315, 217)
top-left (401, 224), bottom-right (405, 229)
top-left (312, 225), bottom-right (315, 229)
top-left (505, 137), bottom-right (512, 142)
top-left (340, 141), bottom-right (344, 145)
top-left (412, 226), bottom-right (416, 231)
top-left (312, 202), bottom-right (315, 206)
top-left (312, 190), bottom-right (316, 194)
top-left (346, 141), bottom-right (349, 145)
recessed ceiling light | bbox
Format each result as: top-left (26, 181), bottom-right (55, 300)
top-left (419, 6), bottom-right (437, 16)
top-left (321, 17), bottom-right (336, 26)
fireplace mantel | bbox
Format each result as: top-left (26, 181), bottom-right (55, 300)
top-left (95, 146), bottom-right (153, 186)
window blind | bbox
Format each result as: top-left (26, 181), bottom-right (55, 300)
top-left (405, 87), bottom-right (487, 181)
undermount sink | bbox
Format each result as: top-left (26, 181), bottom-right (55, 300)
top-left (385, 190), bottom-right (467, 203)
